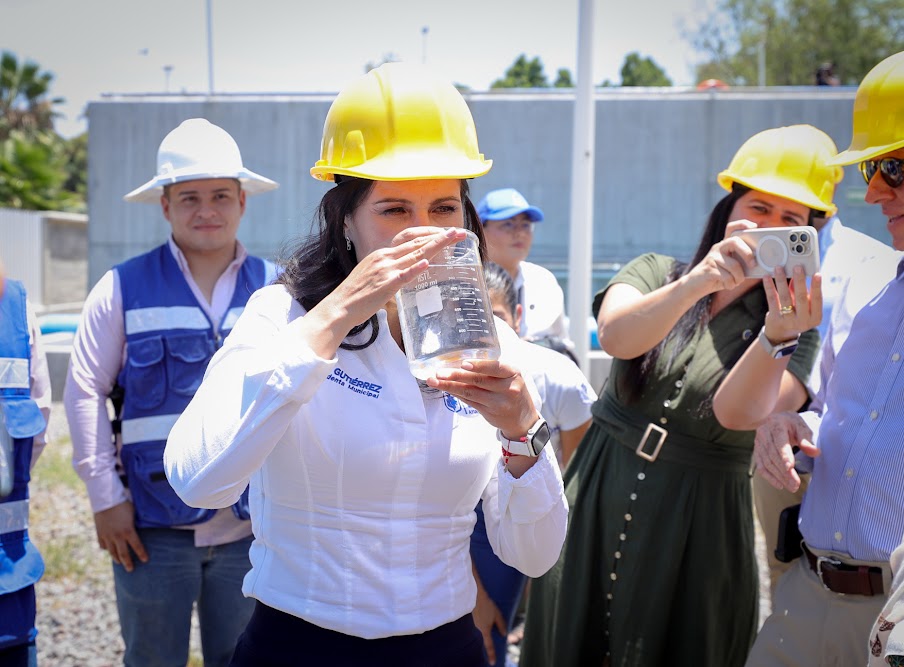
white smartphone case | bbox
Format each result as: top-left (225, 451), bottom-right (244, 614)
top-left (729, 225), bottom-right (821, 278)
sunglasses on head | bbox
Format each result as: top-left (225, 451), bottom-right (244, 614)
top-left (860, 157), bottom-right (904, 188)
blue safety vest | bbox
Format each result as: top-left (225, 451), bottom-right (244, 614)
top-left (116, 244), bottom-right (276, 528)
top-left (0, 280), bottom-right (46, 650)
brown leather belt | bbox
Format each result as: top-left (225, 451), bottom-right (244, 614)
top-left (803, 543), bottom-right (884, 596)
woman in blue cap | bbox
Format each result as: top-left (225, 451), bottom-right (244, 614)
top-left (477, 189), bottom-right (571, 345)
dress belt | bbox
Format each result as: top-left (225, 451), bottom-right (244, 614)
top-left (591, 392), bottom-right (752, 474)
top-left (803, 543), bottom-right (884, 596)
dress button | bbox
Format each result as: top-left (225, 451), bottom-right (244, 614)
top-left (610, 573), bottom-right (617, 581)
top-left (742, 329), bottom-right (753, 341)
top-left (834, 531), bottom-right (843, 542)
top-left (624, 513), bottom-right (632, 522)
top-left (845, 468), bottom-right (854, 478)
top-left (615, 551), bottom-right (622, 559)
top-left (870, 410), bottom-right (879, 420)
top-left (675, 380), bottom-right (684, 388)
top-left (663, 400), bottom-right (671, 408)
top-left (660, 417), bottom-right (668, 425)
top-left (893, 353), bottom-right (901, 362)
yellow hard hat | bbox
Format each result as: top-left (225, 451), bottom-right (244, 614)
top-left (311, 62), bottom-right (492, 182)
top-left (831, 51), bottom-right (904, 166)
top-left (717, 124), bottom-right (842, 216)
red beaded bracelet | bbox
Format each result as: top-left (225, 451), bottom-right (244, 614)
top-left (500, 445), bottom-right (526, 471)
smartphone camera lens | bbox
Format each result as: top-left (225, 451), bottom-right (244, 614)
top-left (790, 233), bottom-right (798, 243)
top-left (795, 244), bottom-right (804, 254)
top-left (800, 232), bottom-right (809, 243)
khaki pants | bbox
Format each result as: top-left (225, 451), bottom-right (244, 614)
top-left (745, 549), bottom-right (891, 667)
top-left (753, 472), bottom-right (810, 595)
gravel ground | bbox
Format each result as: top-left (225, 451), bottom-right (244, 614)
top-left (26, 402), bottom-right (772, 666)
top-left (28, 403), bottom-right (202, 667)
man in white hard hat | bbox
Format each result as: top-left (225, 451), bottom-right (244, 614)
top-left (64, 118), bottom-right (278, 666)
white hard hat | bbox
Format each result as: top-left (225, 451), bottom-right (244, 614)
top-left (123, 118), bottom-right (279, 203)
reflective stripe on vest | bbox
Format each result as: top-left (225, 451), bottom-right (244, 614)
top-left (0, 499), bottom-right (28, 535)
top-left (0, 358), bottom-right (29, 390)
top-left (121, 414), bottom-right (181, 446)
top-left (125, 306), bottom-right (209, 336)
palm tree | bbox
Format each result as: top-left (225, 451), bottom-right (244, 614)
top-left (0, 51), bottom-right (64, 141)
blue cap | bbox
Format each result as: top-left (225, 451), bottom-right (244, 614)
top-left (476, 188), bottom-right (544, 223)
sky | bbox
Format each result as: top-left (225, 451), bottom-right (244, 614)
top-left (3, 0), bottom-right (718, 138)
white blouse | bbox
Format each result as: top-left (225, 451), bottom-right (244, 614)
top-left (164, 284), bottom-right (567, 639)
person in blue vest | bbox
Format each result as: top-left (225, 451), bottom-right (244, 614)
top-left (0, 278), bottom-right (52, 667)
top-left (64, 118), bottom-right (279, 667)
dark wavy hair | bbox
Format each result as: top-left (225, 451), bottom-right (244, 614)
top-left (277, 176), bottom-right (487, 350)
top-left (618, 183), bottom-right (825, 404)
top-left (482, 261), bottom-right (519, 320)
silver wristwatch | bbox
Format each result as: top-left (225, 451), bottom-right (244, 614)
top-left (758, 326), bottom-right (799, 359)
top-left (496, 417), bottom-right (551, 457)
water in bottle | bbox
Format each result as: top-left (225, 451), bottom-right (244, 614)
top-left (395, 230), bottom-right (500, 380)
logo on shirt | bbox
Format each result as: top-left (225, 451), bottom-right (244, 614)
top-left (443, 393), bottom-right (479, 416)
top-left (327, 368), bottom-right (383, 399)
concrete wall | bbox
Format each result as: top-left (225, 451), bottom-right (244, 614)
top-left (86, 87), bottom-right (877, 311)
top-left (0, 208), bottom-right (88, 309)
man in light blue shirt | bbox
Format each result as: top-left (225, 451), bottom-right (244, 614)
top-left (753, 215), bottom-right (900, 596)
top-left (747, 50), bottom-right (904, 667)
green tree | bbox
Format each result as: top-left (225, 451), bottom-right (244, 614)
top-left (491, 54), bottom-right (549, 88)
top-left (553, 68), bottom-right (574, 88)
top-left (0, 51), bottom-right (84, 212)
top-left (61, 132), bottom-right (88, 201)
top-left (687, 0), bottom-right (904, 85)
top-left (619, 52), bottom-right (673, 86)
top-left (0, 131), bottom-right (80, 211)
top-left (0, 51), bottom-right (63, 141)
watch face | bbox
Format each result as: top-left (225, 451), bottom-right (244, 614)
top-left (530, 421), bottom-right (552, 455)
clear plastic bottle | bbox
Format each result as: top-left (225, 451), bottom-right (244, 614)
top-left (395, 230), bottom-right (500, 380)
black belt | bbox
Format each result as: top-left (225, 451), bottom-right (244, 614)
top-left (803, 543), bottom-right (885, 596)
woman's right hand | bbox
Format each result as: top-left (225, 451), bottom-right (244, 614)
top-left (327, 226), bottom-right (468, 330)
top-left (683, 219), bottom-right (758, 295)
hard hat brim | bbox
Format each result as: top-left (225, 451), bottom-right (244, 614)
top-left (717, 172), bottom-right (838, 216)
top-left (123, 168), bottom-right (279, 203)
top-left (310, 153), bottom-right (492, 183)
top-left (829, 137), bottom-right (904, 166)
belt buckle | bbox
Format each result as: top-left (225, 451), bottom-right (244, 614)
top-left (816, 555), bottom-right (842, 591)
top-left (636, 423), bottom-right (668, 462)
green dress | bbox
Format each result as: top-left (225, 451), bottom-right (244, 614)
top-left (520, 253), bottom-right (819, 667)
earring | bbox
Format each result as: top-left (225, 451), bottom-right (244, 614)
top-left (345, 235), bottom-right (352, 251)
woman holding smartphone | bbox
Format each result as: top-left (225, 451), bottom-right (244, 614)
top-left (519, 124), bottom-right (839, 667)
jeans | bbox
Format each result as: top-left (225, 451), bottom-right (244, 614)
top-left (112, 528), bottom-right (254, 667)
top-left (471, 501), bottom-right (527, 667)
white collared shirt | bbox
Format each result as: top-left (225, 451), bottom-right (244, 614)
top-left (514, 261), bottom-right (570, 343)
top-left (164, 284), bottom-right (568, 639)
